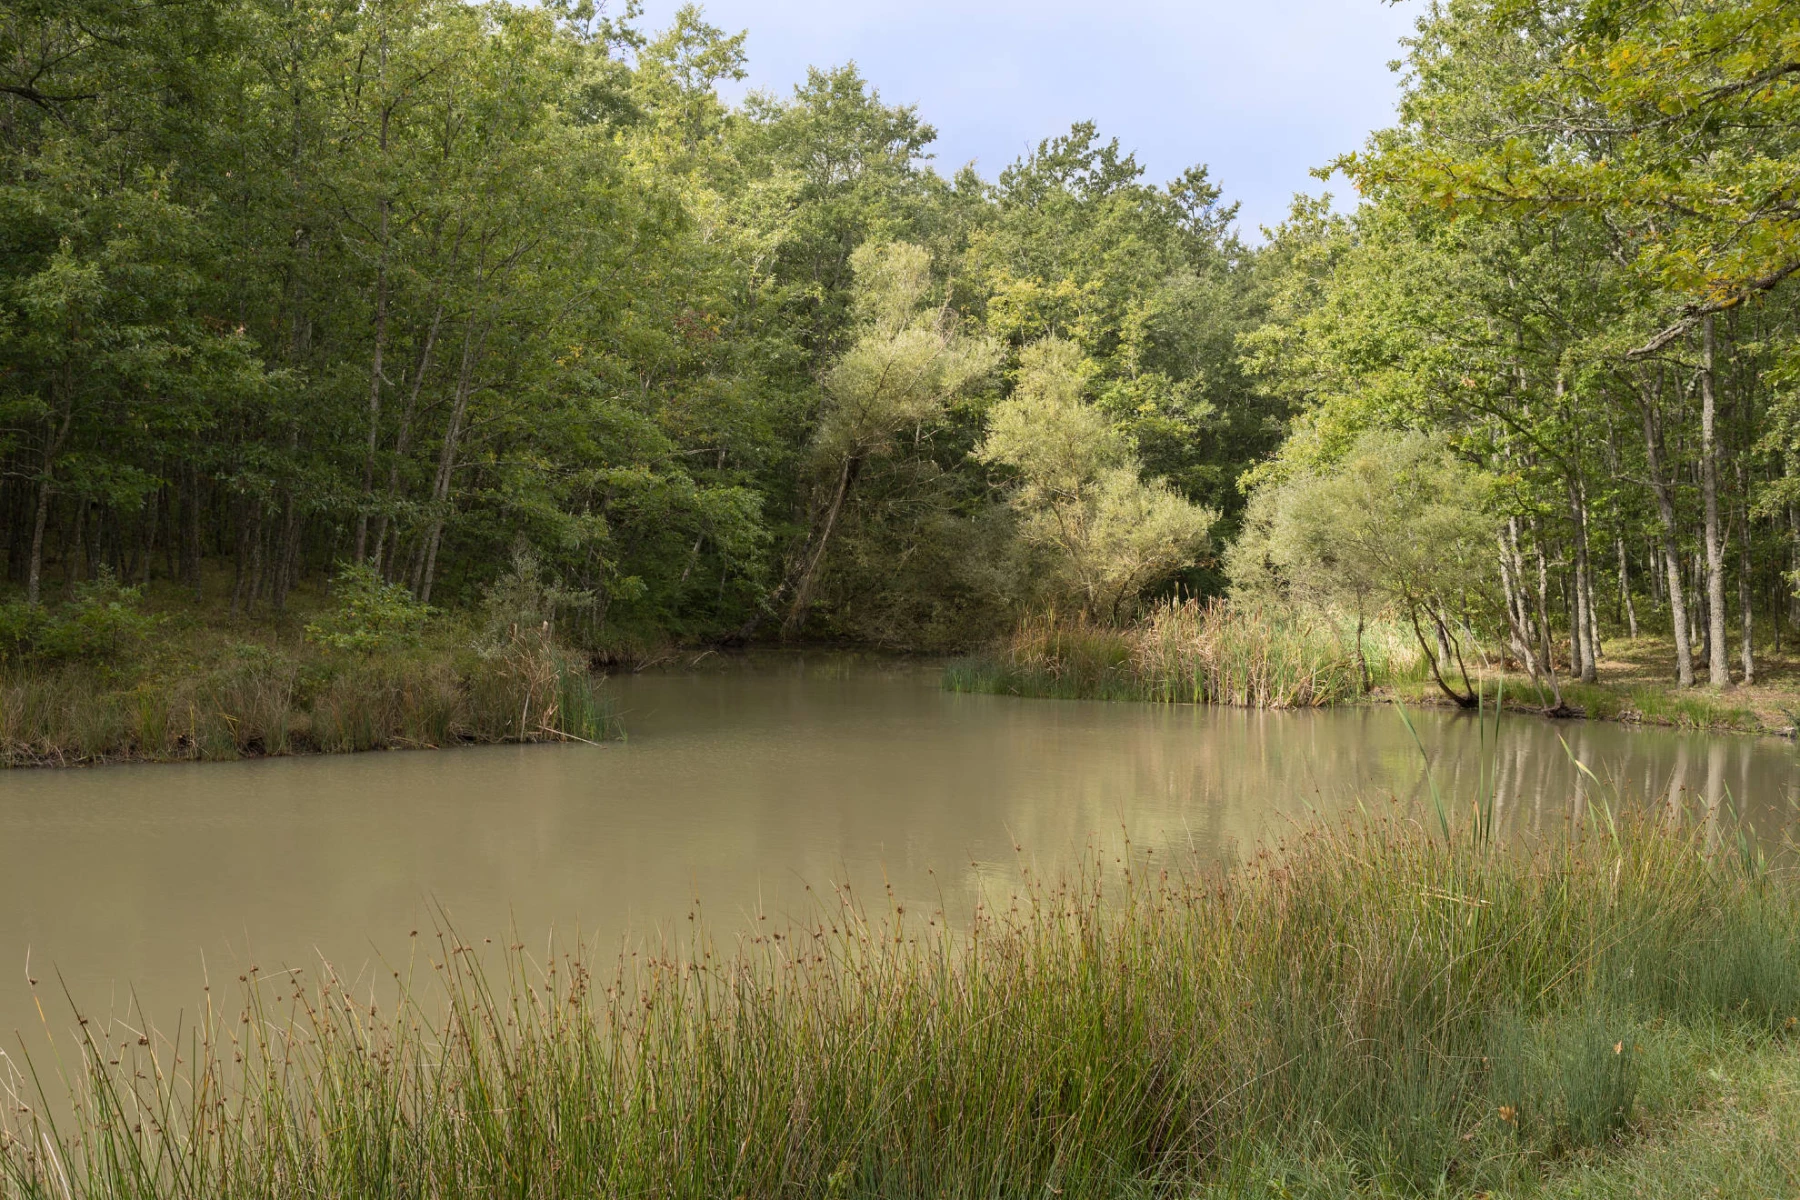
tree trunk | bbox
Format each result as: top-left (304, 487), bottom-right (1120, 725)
top-left (1701, 315), bottom-right (1730, 686)
top-left (1497, 534), bottom-right (1537, 679)
top-left (1354, 599), bottom-right (1371, 693)
top-left (418, 320), bottom-right (487, 605)
top-left (783, 453), bottom-right (861, 638)
top-left (372, 299), bottom-right (444, 576)
top-left (1406, 601), bottom-right (1476, 708)
top-left (1638, 374), bottom-right (1695, 686)
top-left (1737, 463), bottom-right (1756, 686)
top-left (1615, 535), bottom-right (1638, 638)
top-left (1567, 483), bottom-right (1598, 681)
top-left (183, 465), bottom-right (204, 602)
top-left (26, 398), bottom-right (75, 607)
top-left (25, 476), bottom-right (51, 607)
top-left (354, 48), bottom-right (393, 567)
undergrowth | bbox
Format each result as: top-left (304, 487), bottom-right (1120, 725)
top-left (0, 560), bottom-right (616, 766)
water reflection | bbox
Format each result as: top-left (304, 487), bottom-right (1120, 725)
top-left (0, 654), bottom-right (1793, 1045)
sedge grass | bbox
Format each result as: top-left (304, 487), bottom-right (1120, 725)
top-left (3, 808), bottom-right (1796, 1199)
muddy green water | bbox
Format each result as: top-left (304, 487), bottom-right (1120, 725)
top-left (1, 654), bottom-right (1795, 1048)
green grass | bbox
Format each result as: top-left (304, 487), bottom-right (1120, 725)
top-left (4, 809), bottom-right (1796, 1199)
top-left (947, 600), bottom-right (1427, 709)
top-left (1445, 678), bottom-right (1772, 734)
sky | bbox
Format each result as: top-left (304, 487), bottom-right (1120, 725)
top-left (629, 0), bottom-right (1423, 237)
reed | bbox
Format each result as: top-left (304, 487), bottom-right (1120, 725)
top-left (3, 811), bottom-right (1795, 1199)
top-left (0, 640), bottom-right (615, 767)
top-left (948, 599), bottom-right (1424, 708)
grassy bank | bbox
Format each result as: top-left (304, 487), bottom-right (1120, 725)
top-left (946, 600), bottom-right (1425, 708)
top-left (3, 811), bottom-right (1796, 1198)
top-left (947, 607), bottom-right (1800, 739)
top-left (0, 569), bottom-right (615, 767)
top-left (1386, 675), bottom-right (1775, 735)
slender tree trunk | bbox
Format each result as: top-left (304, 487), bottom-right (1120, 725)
top-left (1567, 482), bottom-right (1598, 681)
top-left (372, 299), bottom-right (444, 576)
top-left (26, 398), bottom-right (75, 607)
top-left (418, 319), bottom-right (487, 604)
top-left (1526, 533), bottom-right (1567, 709)
top-left (1638, 374), bottom-right (1695, 686)
top-left (184, 465), bottom-right (204, 602)
top-left (355, 49), bottom-right (393, 567)
top-left (25, 476), bottom-right (52, 607)
top-left (1497, 536), bottom-right (1540, 683)
top-left (1737, 463), bottom-right (1756, 685)
top-left (1615, 535), bottom-right (1638, 638)
top-left (1701, 316), bottom-right (1730, 686)
top-left (1406, 601), bottom-right (1475, 708)
top-left (783, 453), bottom-right (861, 638)
top-left (1354, 597), bottom-right (1371, 692)
top-left (1497, 534), bottom-right (1539, 680)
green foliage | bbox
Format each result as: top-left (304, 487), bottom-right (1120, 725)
top-left (1231, 430), bottom-right (1499, 703)
top-left (0, 571), bottom-right (155, 665)
top-left (1232, 430), bottom-right (1498, 613)
top-left (303, 566), bottom-right (433, 655)
top-left (0, 0), bottom-right (1272, 653)
top-left (981, 339), bottom-right (1217, 620)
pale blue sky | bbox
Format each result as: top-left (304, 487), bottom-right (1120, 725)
top-left (629, 0), bottom-right (1423, 237)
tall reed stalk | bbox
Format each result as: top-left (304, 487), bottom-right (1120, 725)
top-left (4, 812), bottom-right (1794, 1198)
top-left (947, 600), bottom-right (1424, 708)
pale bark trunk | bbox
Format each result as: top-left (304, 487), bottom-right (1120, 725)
top-left (1567, 481), bottom-right (1598, 682)
top-left (372, 300), bottom-right (442, 577)
top-left (1497, 534), bottom-right (1539, 681)
top-left (417, 320), bottom-right (486, 605)
top-left (783, 453), bottom-right (860, 638)
top-left (1531, 533), bottom-right (1567, 709)
top-left (1615, 535), bottom-right (1638, 639)
top-left (1638, 374), bottom-right (1695, 686)
top-left (1738, 463), bottom-right (1756, 685)
top-left (1701, 315), bottom-right (1730, 686)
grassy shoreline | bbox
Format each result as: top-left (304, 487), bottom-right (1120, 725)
top-left (0, 574), bottom-right (616, 768)
top-left (947, 607), bottom-right (1800, 738)
top-left (2, 810), bottom-right (1795, 1198)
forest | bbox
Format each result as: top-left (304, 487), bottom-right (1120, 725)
top-left (8, 5), bottom-right (1800, 1198)
top-left (6, 0), bottom-right (1800, 721)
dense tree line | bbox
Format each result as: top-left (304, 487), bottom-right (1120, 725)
top-left (1237, 0), bottom-right (1800, 695)
top-left (0, 0), bottom-right (1262, 650)
top-left (15, 0), bottom-right (1791, 685)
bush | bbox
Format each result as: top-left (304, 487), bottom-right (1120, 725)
top-left (303, 564), bottom-right (433, 654)
top-left (0, 570), bottom-right (156, 665)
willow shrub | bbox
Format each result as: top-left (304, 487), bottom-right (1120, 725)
top-left (4, 813), bottom-right (1796, 1198)
top-left (947, 599), bottom-right (1423, 708)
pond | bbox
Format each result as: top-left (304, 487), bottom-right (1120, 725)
top-left (1, 653), bottom-right (1794, 1046)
